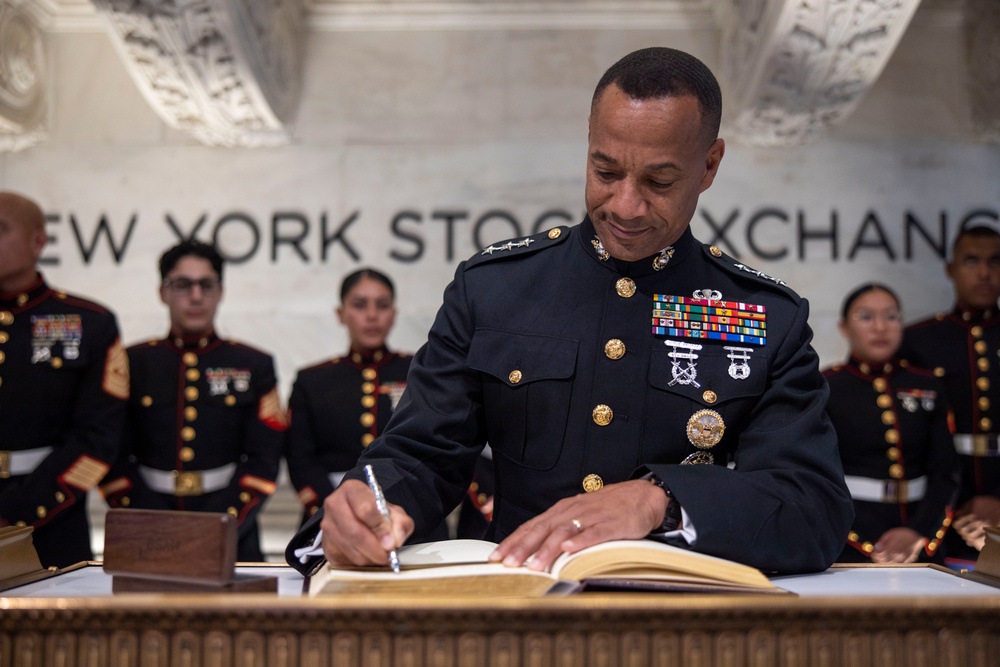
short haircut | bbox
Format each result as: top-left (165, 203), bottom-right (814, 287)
top-left (158, 240), bottom-right (224, 282)
top-left (592, 47), bottom-right (723, 147)
top-left (340, 267), bottom-right (395, 303)
top-left (951, 222), bottom-right (1000, 261)
top-left (840, 282), bottom-right (900, 321)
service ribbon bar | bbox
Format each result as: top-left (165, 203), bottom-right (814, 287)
top-left (652, 295), bottom-right (767, 346)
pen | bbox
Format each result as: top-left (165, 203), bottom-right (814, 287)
top-left (363, 464), bottom-right (401, 574)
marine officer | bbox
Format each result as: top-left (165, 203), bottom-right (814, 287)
top-left (0, 191), bottom-right (129, 567)
top-left (287, 47), bottom-right (853, 576)
top-left (101, 240), bottom-right (286, 561)
top-left (901, 223), bottom-right (1000, 566)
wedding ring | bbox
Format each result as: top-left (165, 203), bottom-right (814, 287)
top-left (571, 519), bottom-right (583, 532)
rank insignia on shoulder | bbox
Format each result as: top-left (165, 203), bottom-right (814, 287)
top-left (732, 263), bottom-right (787, 287)
top-left (481, 237), bottom-right (535, 255)
top-left (651, 294), bottom-right (767, 346)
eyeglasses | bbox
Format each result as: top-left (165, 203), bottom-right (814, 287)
top-left (850, 310), bottom-right (902, 325)
top-left (162, 277), bottom-right (221, 295)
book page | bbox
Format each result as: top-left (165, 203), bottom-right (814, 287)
top-left (397, 539), bottom-right (498, 567)
top-left (309, 561), bottom-right (557, 597)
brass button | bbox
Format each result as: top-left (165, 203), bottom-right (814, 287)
top-left (702, 390), bottom-right (717, 404)
top-left (709, 246), bottom-right (722, 257)
top-left (185, 387), bottom-right (199, 401)
top-left (36, 506), bottom-right (46, 518)
top-left (884, 429), bottom-right (900, 444)
top-left (582, 474), bottom-right (603, 492)
top-left (186, 368), bottom-right (200, 382)
top-left (183, 352), bottom-right (198, 366)
top-left (50, 357), bottom-right (63, 369)
top-left (872, 378), bottom-right (887, 392)
top-left (592, 404), bottom-right (614, 426)
top-left (981, 417), bottom-right (993, 431)
top-left (362, 382), bottom-right (375, 394)
top-left (979, 397), bottom-right (990, 411)
top-left (862, 542), bottom-right (875, 554)
top-left (361, 433), bottom-right (375, 447)
top-left (0, 350), bottom-right (5, 364)
top-left (179, 446), bottom-right (195, 462)
top-left (615, 277), bottom-right (636, 298)
top-left (224, 395), bottom-right (236, 406)
top-left (978, 358), bottom-right (990, 372)
top-left (848, 531), bottom-right (859, 542)
top-left (972, 325), bottom-right (984, 338)
top-left (121, 497), bottom-right (130, 507)
top-left (227, 507), bottom-right (238, 517)
top-left (54, 491), bottom-right (65, 503)
top-left (180, 427), bottom-right (195, 442)
top-left (604, 339), bottom-right (626, 360)
top-left (361, 395), bottom-right (375, 408)
top-left (877, 395), bottom-right (892, 408)
top-left (185, 406), bottom-right (197, 421)
top-left (362, 368), bottom-right (377, 381)
top-left (976, 341), bottom-right (988, 354)
top-left (239, 492), bottom-right (250, 503)
top-left (548, 228), bottom-right (562, 240)
top-left (14, 521), bottom-right (25, 527)
top-left (978, 377), bottom-right (990, 391)
top-left (0, 331), bottom-right (8, 343)
top-left (360, 412), bottom-right (375, 427)
top-left (141, 395), bottom-right (153, 407)
top-left (886, 447), bottom-right (900, 461)
top-left (934, 367), bottom-right (945, 378)
top-left (509, 370), bottom-right (523, 384)
top-left (888, 464), bottom-right (903, 479)
top-left (881, 411), bottom-right (896, 425)
top-left (859, 363), bottom-right (870, 375)
top-left (0, 311), bottom-right (12, 325)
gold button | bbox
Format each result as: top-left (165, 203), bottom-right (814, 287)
top-left (361, 395), bottom-right (375, 408)
top-left (981, 417), bottom-right (993, 431)
top-left (36, 506), bottom-right (46, 518)
top-left (548, 228), bottom-right (561, 240)
top-left (0, 331), bottom-right (8, 343)
top-left (877, 395), bottom-right (892, 408)
top-left (362, 368), bottom-right (377, 381)
top-left (978, 377), bottom-right (990, 391)
top-left (362, 382), bottom-right (375, 394)
top-left (847, 531), bottom-right (859, 542)
top-left (509, 370), bottom-right (522, 384)
top-left (862, 542), bottom-right (875, 554)
top-left (185, 387), bottom-right (199, 401)
top-left (361, 433), bottom-right (375, 447)
top-left (972, 325), bottom-right (984, 338)
top-left (239, 492), bottom-right (250, 503)
top-left (0, 350), bottom-right (5, 364)
top-left (978, 358), bottom-right (990, 372)
top-left (185, 406), bottom-right (197, 421)
top-left (309, 506), bottom-right (318, 515)
top-left (121, 497), bottom-right (131, 507)
top-left (0, 311), bottom-right (12, 325)
top-left (180, 427), bottom-right (195, 442)
top-left (227, 507), bottom-right (238, 517)
top-left (183, 352), bottom-right (198, 366)
top-left (615, 277), bottom-right (636, 298)
top-left (886, 447), bottom-right (900, 461)
top-left (979, 397), bottom-right (990, 411)
top-left (872, 378), bottom-right (887, 392)
top-left (976, 341), bottom-right (988, 354)
top-left (934, 367), bottom-right (945, 378)
top-left (51, 358), bottom-right (63, 369)
top-left (889, 464), bottom-right (903, 479)
top-left (360, 412), bottom-right (375, 427)
top-left (885, 429), bottom-right (899, 444)
top-left (225, 395), bottom-right (236, 406)
top-left (54, 491), bottom-right (65, 503)
top-left (859, 363), bottom-right (870, 375)
top-left (709, 246), bottom-right (722, 257)
top-left (186, 368), bottom-right (200, 382)
top-left (702, 390), bottom-right (717, 404)
top-left (604, 339), bottom-right (625, 360)
top-left (881, 411), bottom-right (896, 425)
top-left (582, 474), bottom-right (603, 492)
top-left (592, 404), bottom-right (613, 426)
top-left (179, 446), bottom-right (194, 462)
top-left (14, 521), bottom-right (25, 527)
top-left (141, 395), bottom-right (153, 407)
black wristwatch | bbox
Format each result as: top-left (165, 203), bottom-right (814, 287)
top-left (647, 474), bottom-right (682, 533)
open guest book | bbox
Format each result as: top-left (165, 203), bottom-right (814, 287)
top-left (306, 538), bottom-right (788, 597)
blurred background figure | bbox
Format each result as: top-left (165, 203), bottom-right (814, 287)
top-left (0, 191), bottom-right (128, 568)
top-left (825, 283), bottom-right (957, 563)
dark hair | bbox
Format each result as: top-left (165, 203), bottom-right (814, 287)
top-left (592, 47), bottom-right (722, 147)
top-left (951, 222), bottom-right (1000, 260)
top-left (159, 240), bottom-right (224, 282)
top-left (340, 268), bottom-right (395, 303)
top-left (840, 283), bottom-right (901, 320)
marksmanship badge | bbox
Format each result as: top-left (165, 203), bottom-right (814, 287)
top-left (665, 340), bottom-right (703, 387)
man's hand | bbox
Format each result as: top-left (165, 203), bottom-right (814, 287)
top-left (488, 479), bottom-right (669, 572)
top-left (320, 479), bottom-right (414, 566)
top-left (953, 495), bottom-right (1000, 551)
top-left (871, 527), bottom-right (926, 564)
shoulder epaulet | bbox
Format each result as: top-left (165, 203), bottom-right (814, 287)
top-left (906, 312), bottom-right (949, 329)
top-left (821, 364), bottom-right (843, 378)
top-left (465, 227), bottom-right (570, 268)
top-left (51, 289), bottom-right (114, 315)
top-left (701, 244), bottom-right (801, 302)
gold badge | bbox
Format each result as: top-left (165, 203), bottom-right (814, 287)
top-left (686, 409), bottom-right (725, 450)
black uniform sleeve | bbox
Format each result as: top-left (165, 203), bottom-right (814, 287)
top-left (284, 374), bottom-right (336, 515)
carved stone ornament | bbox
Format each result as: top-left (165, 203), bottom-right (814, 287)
top-left (966, 0), bottom-right (1000, 144)
top-left (719, 0), bottom-right (923, 146)
top-left (0, 0), bottom-right (48, 153)
top-left (91, 0), bottom-right (303, 148)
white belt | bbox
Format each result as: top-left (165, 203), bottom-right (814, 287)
top-left (953, 434), bottom-right (1000, 457)
top-left (0, 446), bottom-right (54, 478)
top-left (844, 475), bottom-right (927, 503)
top-left (329, 471), bottom-right (348, 488)
top-left (138, 463), bottom-right (236, 497)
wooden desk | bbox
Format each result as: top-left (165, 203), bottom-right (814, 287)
top-left (2, 564), bottom-right (1000, 666)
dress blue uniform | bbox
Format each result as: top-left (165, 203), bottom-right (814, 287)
top-left (0, 276), bottom-right (128, 567)
top-left (101, 332), bottom-right (286, 561)
top-left (901, 306), bottom-right (1000, 563)
top-left (287, 218), bottom-right (853, 575)
top-left (824, 358), bottom-right (957, 562)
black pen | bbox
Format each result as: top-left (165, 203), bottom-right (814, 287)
top-left (363, 464), bottom-right (401, 574)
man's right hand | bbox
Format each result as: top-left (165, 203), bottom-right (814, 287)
top-left (320, 479), bottom-right (414, 566)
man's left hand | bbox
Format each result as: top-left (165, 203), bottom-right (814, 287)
top-left (488, 479), bottom-right (668, 572)
top-left (953, 495), bottom-right (1000, 550)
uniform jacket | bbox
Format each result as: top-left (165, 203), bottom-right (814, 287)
top-left (287, 218), bottom-right (853, 575)
top-left (0, 275), bottom-right (128, 567)
top-left (285, 347), bottom-right (411, 518)
top-left (101, 331), bottom-right (286, 560)
top-left (823, 358), bottom-right (957, 562)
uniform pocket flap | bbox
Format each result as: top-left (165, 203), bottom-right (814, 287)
top-left (468, 329), bottom-right (578, 386)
